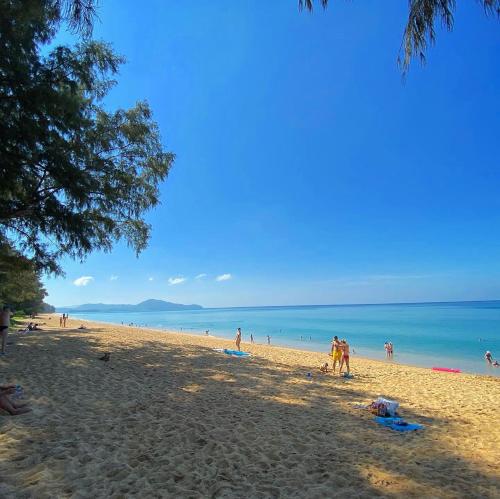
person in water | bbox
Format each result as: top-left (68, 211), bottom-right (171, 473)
top-left (267, 335), bottom-right (271, 345)
top-left (235, 328), bottom-right (242, 351)
top-left (387, 342), bottom-right (394, 358)
top-left (485, 351), bottom-right (493, 364)
top-left (330, 336), bottom-right (342, 373)
top-left (338, 339), bottom-right (350, 375)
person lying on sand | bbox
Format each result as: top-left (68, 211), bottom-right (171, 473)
top-left (78, 324), bottom-right (87, 329)
top-left (0, 385), bottom-right (31, 415)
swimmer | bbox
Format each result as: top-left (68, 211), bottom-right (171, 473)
top-left (485, 351), bottom-right (493, 364)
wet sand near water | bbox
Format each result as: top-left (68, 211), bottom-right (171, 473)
top-left (0, 315), bottom-right (498, 498)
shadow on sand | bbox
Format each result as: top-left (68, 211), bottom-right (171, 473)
top-left (0, 326), bottom-right (498, 498)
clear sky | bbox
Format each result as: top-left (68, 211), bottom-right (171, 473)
top-left (44, 0), bottom-right (500, 308)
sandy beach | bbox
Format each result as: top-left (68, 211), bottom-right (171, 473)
top-left (0, 315), bottom-right (499, 498)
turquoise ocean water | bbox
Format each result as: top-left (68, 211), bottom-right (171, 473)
top-left (70, 301), bottom-right (500, 376)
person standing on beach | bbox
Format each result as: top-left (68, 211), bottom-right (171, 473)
top-left (1, 306), bottom-right (12, 355)
top-left (330, 336), bottom-right (342, 373)
top-left (250, 333), bottom-right (254, 344)
top-left (267, 335), bottom-right (271, 345)
top-left (338, 339), bottom-right (350, 375)
top-left (235, 328), bottom-right (242, 351)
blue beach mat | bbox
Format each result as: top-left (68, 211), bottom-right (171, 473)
top-left (374, 416), bottom-right (424, 432)
top-left (214, 348), bottom-right (251, 357)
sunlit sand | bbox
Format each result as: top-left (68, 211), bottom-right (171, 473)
top-left (0, 315), bottom-right (498, 498)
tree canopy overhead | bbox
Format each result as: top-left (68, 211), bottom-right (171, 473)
top-left (0, 1), bottom-right (174, 274)
top-left (300, 0), bottom-right (500, 73)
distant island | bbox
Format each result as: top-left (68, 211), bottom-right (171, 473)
top-left (57, 299), bottom-right (203, 313)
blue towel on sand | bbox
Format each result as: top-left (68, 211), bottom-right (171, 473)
top-left (374, 417), bottom-right (423, 432)
top-left (222, 349), bottom-right (251, 357)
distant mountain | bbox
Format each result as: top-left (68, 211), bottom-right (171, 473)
top-left (57, 299), bottom-right (203, 313)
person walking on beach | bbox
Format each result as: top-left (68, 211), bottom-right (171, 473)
top-left (339, 339), bottom-right (350, 375)
top-left (235, 328), bottom-right (242, 351)
top-left (62, 314), bottom-right (67, 327)
top-left (330, 336), bottom-right (342, 373)
top-left (250, 333), bottom-right (254, 344)
top-left (1, 306), bottom-right (12, 355)
top-left (267, 335), bottom-right (271, 345)
top-left (59, 315), bottom-right (63, 327)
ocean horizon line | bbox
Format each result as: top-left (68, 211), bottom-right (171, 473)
top-left (58, 298), bottom-right (500, 312)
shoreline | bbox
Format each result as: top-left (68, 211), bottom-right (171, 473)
top-left (68, 315), bottom-right (499, 379)
top-left (1, 314), bottom-right (498, 497)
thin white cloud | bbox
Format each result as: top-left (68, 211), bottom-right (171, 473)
top-left (148, 277), bottom-right (154, 281)
top-left (110, 275), bottom-right (119, 281)
top-left (73, 276), bottom-right (94, 287)
top-left (195, 273), bottom-right (207, 279)
top-left (216, 273), bottom-right (232, 282)
top-left (168, 276), bottom-right (187, 286)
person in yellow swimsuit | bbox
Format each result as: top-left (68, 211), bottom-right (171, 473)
top-left (330, 335), bottom-right (342, 373)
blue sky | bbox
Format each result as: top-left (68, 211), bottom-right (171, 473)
top-left (44, 0), bottom-right (500, 307)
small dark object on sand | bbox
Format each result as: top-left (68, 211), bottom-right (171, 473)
top-left (99, 352), bottom-right (110, 362)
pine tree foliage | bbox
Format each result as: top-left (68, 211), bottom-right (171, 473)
top-left (0, 238), bottom-right (48, 314)
top-left (0, 1), bottom-right (174, 274)
top-left (300, 0), bottom-right (499, 73)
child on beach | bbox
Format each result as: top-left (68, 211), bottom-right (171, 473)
top-left (339, 339), bottom-right (350, 375)
top-left (320, 362), bottom-right (329, 373)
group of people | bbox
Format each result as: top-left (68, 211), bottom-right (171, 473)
top-left (18, 322), bottom-right (42, 333)
top-left (328, 335), bottom-right (351, 375)
top-left (59, 313), bottom-right (68, 327)
top-left (384, 341), bottom-right (394, 358)
top-left (234, 328), bottom-right (270, 351)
